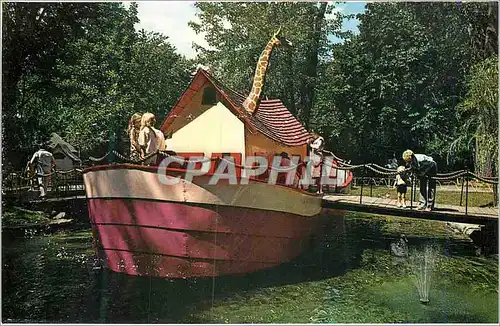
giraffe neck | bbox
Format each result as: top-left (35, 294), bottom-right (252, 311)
top-left (243, 38), bottom-right (278, 114)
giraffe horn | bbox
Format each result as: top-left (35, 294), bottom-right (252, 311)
top-left (274, 26), bottom-right (281, 36)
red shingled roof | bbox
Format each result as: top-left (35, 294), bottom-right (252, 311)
top-left (160, 69), bottom-right (311, 147)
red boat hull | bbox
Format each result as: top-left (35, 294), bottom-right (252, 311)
top-left (84, 165), bottom-right (345, 278)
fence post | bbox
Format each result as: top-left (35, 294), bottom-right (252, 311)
top-left (369, 169), bottom-right (373, 197)
top-left (360, 165), bottom-right (365, 204)
top-left (460, 174), bottom-right (465, 206)
top-left (465, 169), bottom-right (469, 216)
top-left (410, 172), bottom-right (414, 211)
top-left (493, 180), bottom-right (498, 207)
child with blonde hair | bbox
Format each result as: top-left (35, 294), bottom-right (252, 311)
top-left (127, 113), bottom-right (142, 161)
top-left (393, 165), bottom-right (409, 208)
top-left (138, 112), bottom-right (166, 165)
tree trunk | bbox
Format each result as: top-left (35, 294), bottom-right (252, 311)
top-left (475, 138), bottom-right (494, 177)
top-left (485, 2), bottom-right (498, 55)
top-left (299, 2), bottom-right (327, 129)
top-left (285, 53), bottom-right (297, 115)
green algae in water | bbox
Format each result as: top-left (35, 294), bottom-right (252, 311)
top-left (364, 278), bottom-right (498, 323)
top-left (307, 250), bottom-right (498, 324)
top-left (2, 213), bottom-right (498, 323)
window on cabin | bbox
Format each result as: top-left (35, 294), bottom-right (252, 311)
top-left (202, 87), bottom-right (217, 105)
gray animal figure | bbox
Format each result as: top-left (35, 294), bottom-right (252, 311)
top-left (390, 234), bottom-right (409, 257)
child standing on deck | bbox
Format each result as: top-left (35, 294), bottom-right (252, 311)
top-left (394, 165), bottom-right (408, 208)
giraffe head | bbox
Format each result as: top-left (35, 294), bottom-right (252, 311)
top-left (242, 27), bottom-right (292, 114)
top-left (271, 27), bottom-right (293, 48)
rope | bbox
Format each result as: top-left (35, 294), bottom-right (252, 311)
top-left (322, 161), bottom-right (366, 170)
top-left (369, 163), bottom-right (399, 173)
top-left (54, 169), bottom-right (81, 175)
top-left (35, 171), bottom-right (56, 177)
top-left (161, 151), bottom-right (213, 164)
top-left (469, 172), bottom-right (499, 185)
top-left (89, 152), bottom-right (111, 162)
top-left (7, 149), bottom-right (499, 186)
top-left (475, 174), bottom-right (498, 180)
top-left (431, 171), bottom-right (468, 181)
top-left (436, 170), bottom-right (468, 177)
top-left (365, 164), bottom-right (400, 176)
top-left (322, 149), bottom-right (350, 164)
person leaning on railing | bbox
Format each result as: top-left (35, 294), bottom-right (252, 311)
top-left (402, 149), bottom-right (437, 211)
top-left (308, 133), bottom-right (325, 194)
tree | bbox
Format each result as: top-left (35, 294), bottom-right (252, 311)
top-left (56, 28), bottom-right (194, 157)
top-left (451, 55), bottom-right (498, 176)
top-left (49, 2), bottom-right (140, 156)
top-left (2, 2), bottom-right (194, 168)
top-left (189, 2), bottom-right (343, 127)
top-left (310, 2), bottom-right (495, 167)
top-left (1, 2), bottom-right (139, 168)
top-left (122, 30), bottom-right (194, 120)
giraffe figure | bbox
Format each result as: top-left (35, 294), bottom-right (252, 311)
top-left (243, 28), bottom-right (292, 114)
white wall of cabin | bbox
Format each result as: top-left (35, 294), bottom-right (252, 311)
top-left (167, 101), bottom-right (246, 173)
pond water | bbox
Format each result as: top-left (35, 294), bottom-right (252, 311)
top-left (2, 213), bottom-right (498, 323)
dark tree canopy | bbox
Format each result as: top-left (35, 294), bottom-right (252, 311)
top-left (1, 1), bottom-right (497, 176)
top-left (2, 2), bottom-right (194, 169)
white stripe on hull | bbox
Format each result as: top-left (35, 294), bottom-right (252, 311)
top-left (83, 167), bottom-right (323, 217)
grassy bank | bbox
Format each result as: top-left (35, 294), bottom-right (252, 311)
top-left (1, 206), bottom-right (50, 227)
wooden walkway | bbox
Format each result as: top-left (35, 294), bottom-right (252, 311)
top-left (5, 189), bottom-right (498, 226)
top-left (323, 195), bottom-right (498, 225)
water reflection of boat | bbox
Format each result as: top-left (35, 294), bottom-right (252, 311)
top-left (83, 30), bottom-right (353, 278)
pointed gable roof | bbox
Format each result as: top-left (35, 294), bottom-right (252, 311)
top-left (47, 133), bottom-right (81, 162)
top-left (160, 69), bottom-right (311, 147)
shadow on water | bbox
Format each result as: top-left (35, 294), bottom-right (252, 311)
top-left (1, 216), bottom-right (362, 323)
top-left (1, 212), bottom-right (496, 323)
top-left (86, 218), bottom-right (365, 323)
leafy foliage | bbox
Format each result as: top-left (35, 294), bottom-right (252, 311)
top-left (451, 55), bottom-right (498, 176)
top-left (311, 2), bottom-right (497, 169)
top-left (2, 2), bottom-right (194, 169)
top-left (189, 2), bottom-right (344, 126)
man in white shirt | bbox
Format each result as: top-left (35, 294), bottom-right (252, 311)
top-left (28, 147), bottom-right (56, 198)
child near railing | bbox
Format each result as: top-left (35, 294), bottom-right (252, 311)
top-left (394, 165), bottom-right (409, 208)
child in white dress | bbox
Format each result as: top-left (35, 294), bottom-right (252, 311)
top-left (393, 165), bottom-right (408, 208)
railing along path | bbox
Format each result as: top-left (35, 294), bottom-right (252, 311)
top-left (3, 150), bottom-right (498, 219)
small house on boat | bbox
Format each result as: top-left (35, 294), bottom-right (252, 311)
top-left (160, 69), bottom-right (312, 178)
top-left (159, 28), bottom-right (351, 188)
top-left (47, 132), bottom-right (81, 171)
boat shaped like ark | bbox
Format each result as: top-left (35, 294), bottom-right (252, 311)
top-left (83, 30), bottom-right (353, 278)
